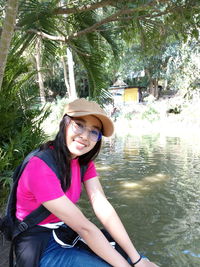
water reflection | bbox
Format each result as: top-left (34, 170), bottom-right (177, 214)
top-left (80, 134), bottom-right (200, 267)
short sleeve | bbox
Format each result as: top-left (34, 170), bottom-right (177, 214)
top-left (22, 156), bottom-right (65, 203)
top-left (82, 161), bottom-right (99, 182)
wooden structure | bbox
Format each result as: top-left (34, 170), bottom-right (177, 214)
top-left (109, 78), bottom-right (141, 104)
top-left (124, 87), bottom-right (139, 102)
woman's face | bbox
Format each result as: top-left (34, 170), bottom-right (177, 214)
top-left (65, 115), bottom-right (102, 159)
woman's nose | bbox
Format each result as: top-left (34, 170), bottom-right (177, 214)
top-left (79, 128), bottom-right (89, 140)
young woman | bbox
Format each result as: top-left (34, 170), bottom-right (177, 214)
top-left (15, 98), bottom-right (159, 267)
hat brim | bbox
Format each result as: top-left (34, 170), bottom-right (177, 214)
top-left (66, 111), bottom-right (114, 137)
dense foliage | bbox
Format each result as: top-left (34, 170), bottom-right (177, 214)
top-left (0, 55), bottom-right (49, 188)
top-left (0, 0), bottom-right (200, 188)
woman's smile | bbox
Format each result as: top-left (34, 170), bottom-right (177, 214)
top-left (73, 138), bottom-right (88, 149)
top-left (66, 115), bottom-right (102, 158)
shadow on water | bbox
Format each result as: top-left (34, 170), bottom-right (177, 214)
top-left (80, 133), bottom-right (200, 267)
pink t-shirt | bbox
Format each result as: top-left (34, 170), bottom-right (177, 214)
top-left (16, 156), bottom-right (97, 224)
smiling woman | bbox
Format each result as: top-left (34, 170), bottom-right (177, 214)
top-left (12, 98), bottom-right (159, 267)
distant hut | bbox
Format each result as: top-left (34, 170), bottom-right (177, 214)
top-left (109, 78), bottom-right (141, 105)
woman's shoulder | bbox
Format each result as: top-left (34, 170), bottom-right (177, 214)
top-left (24, 155), bottom-right (57, 176)
top-left (82, 161), bottom-right (98, 182)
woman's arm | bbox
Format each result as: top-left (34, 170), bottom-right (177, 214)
top-left (43, 195), bottom-right (131, 267)
top-left (84, 177), bottom-right (159, 267)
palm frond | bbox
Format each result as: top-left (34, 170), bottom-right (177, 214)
top-left (72, 37), bottom-right (109, 99)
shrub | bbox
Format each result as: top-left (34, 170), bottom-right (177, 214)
top-left (0, 58), bottom-right (49, 188)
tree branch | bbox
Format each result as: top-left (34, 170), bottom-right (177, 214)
top-left (18, 0), bottom-right (194, 45)
top-left (27, 29), bottom-right (66, 42)
top-left (54, 0), bottom-right (127, 15)
top-left (20, 0), bottom-right (161, 43)
top-left (54, 0), bottom-right (172, 17)
top-left (65, 0), bottom-right (166, 41)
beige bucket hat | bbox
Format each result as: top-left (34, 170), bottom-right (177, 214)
top-left (63, 98), bottom-right (114, 137)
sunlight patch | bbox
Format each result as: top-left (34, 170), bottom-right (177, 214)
top-left (143, 174), bottom-right (168, 183)
top-left (96, 166), bottom-right (112, 171)
top-left (122, 182), bottom-right (141, 188)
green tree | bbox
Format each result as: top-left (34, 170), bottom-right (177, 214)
top-left (111, 0), bottom-right (200, 97)
top-left (0, 54), bottom-right (49, 187)
top-left (165, 39), bottom-right (200, 97)
top-left (0, 0), bottom-right (19, 90)
top-left (0, 0), bottom-right (200, 188)
top-left (1, 0), bottom-right (199, 97)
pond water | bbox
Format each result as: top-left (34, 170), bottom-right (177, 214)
top-left (80, 133), bottom-right (200, 267)
top-left (0, 133), bottom-right (199, 267)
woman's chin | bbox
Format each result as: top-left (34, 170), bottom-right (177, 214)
top-left (69, 148), bottom-right (88, 158)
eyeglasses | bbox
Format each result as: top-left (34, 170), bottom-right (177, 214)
top-left (67, 117), bottom-right (102, 142)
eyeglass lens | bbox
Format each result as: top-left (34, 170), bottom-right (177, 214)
top-left (71, 120), bottom-right (102, 142)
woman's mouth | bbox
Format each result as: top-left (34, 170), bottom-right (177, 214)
top-left (73, 139), bottom-right (88, 149)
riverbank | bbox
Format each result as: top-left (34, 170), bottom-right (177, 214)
top-left (111, 96), bottom-right (200, 140)
top-left (114, 115), bottom-right (200, 137)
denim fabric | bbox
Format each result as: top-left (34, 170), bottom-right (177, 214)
top-left (40, 234), bottom-right (112, 267)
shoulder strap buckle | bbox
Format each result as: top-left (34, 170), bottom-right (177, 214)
top-left (18, 221), bottom-right (29, 232)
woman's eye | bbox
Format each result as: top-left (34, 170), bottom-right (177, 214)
top-left (75, 122), bottom-right (84, 129)
top-left (91, 130), bottom-right (99, 136)
top-left (75, 121), bottom-right (84, 131)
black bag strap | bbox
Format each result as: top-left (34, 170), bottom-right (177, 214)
top-left (12, 148), bottom-right (88, 239)
top-left (12, 148), bottom-right (58, 239)
top-left (13, 206), bottom-right (51, 240)
top-left (7, 148), bottom-right (88, 266)
top-left (5, 149), bottom-right (41, 232)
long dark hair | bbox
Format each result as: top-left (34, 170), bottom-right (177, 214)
top-left (40, 115), bottom-right (102, 191)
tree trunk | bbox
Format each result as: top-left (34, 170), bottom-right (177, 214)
top-left (145, 68), bottom-right (159, 98)
top-left (61, 55), bottom-right (70, 97)
top-left (145, 68), bottom-right (153, 95)
top-left (35, 37), bottom-right (46, 103)
top-left (149, 79), bottom-right (154, 95)
top-left (67, 47), bottom-right (77, 100)
top-left (163, 79), bottom-right (168, 90)
top-left (0, 0), bottom-right (19, 91)
top-left (60, 0), bottom-right (77, 100)
top-left (153, 79), bottom-right (159, 99)
top-left (149, 78), bottom-right (159, 98)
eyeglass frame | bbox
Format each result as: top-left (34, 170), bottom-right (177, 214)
top-left (64, 115), bottom-right (102, 142)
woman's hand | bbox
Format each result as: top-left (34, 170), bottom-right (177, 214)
top-left (134, 258), bottom-right (159, 267)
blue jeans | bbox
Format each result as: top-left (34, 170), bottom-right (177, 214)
top-left (40, 234), bottom-right (112, 267)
